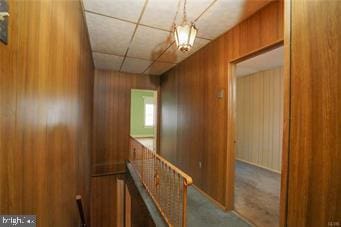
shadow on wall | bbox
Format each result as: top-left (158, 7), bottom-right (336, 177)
top-left (148, 31), bottom-right (176, 75)
top-left (145, 0), bottom-right (272, 75)
top-left (147, 0), bottom-right (183, 75)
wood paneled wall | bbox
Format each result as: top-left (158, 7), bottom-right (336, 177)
top-left (90, 174), bottom-right (155, 227)
top-left (0, 0), bottom-right (94, 226)
top-left (92, 70), bottom-right (159, 175)
top-left (160, 1), bottom-right (284, 207)
top-left (286, 0), bottom-right (341, 226)
top-left (236, 67), bottom-right (283, 172)
top-left (90, 175), bottom-right (125, 227)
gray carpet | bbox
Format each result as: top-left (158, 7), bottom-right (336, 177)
top-left (187, 187), bottom-right (250, 227)
top-left (234, 161), bottom-right (280, 227)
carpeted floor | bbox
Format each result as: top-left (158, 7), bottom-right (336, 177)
top-left (187, 187), bottom-right (250, 227)
top-left (234, 160), bottom-right (281, 227)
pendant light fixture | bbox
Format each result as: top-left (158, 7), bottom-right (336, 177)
top-left (174, 0), bottom-right (198, 52)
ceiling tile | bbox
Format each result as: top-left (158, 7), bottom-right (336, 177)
top-left (83, 0), bottom-right (272, 72)
top-left (235, 66), bottom-right (257, 77)
top-left (158, 38), bottom-right (210, 63)
top-left (236, 46), bottom-right (283, 76)
top-left (83, 0), bottom-right (146, 23)
top-left (127, 25), bottom-right (173, 60)
top-left (196, 0), bottom-right (271, 40)
top-left (92, 52), bottom-right (124, 71)
top-left (121, 57), bottom-right (153, 74)
top-left (140, 0), bottom-right (215, 31)
top-left (187, 0), bottom-right (216, 21)
top-left (140, 0), bottom-right (178, 31)
top-left (195, 0), bottom-right (244, 39)
top-left (85, 12), bottom-right (135, 55)
top-left (145, 62), bottom-right (176, 75)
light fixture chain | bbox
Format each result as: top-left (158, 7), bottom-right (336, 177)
top-left (183, 0), bottom-right (187, 23)
top-left (173, 0), bottom-right (180, 26)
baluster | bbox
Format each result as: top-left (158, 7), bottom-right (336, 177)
top-left (182, 179), bottom-right (187, 227)
top-left (129, 138), bottom-right (192, 227)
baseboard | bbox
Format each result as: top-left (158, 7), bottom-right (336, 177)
top-left (236, 158), bottom-right (281, 174)
top-left (91, 171), bottom-right (126, 177)
top-left (92, 162), bottom-right (126, 175)
top-left (131, 135), bottom-right (155, 138)
top-left (192, 184), bottom-right (227, 211)
top-left (232, 210), bottom-right (256, 227)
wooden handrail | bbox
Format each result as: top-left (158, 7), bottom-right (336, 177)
top-left (129, 136), bottom-right (193, 227)
top-left (130, 136), bottom-right (193, 185)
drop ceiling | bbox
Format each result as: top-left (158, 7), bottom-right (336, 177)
top-left (236, 46), bottom-right (284, 77)
top-left (82, 0), bottom-right (272, 75)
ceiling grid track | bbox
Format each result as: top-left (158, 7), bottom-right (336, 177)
top-left (143, 0), bottom-right (218, 74)
top-left (194, 0), bottom-right (218, 22)
top-left (83, 0), bottom-right (272, 75)
top-left (84, 9), bottom-right (211, 40)
top-left (119, 0), bottom-right (150, 72)
top-left (142, 40), bottom-right (176, 74)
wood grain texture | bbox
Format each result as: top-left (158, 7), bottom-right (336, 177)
top-left (279, 0), bottom-right (291, 225)
top-left (90, 174), bottom-right (155, 227)
top-left (236, 67), bottom-right (284, 172)
top-left (92, 70), bottom-right (159, 175)
top-left (0, 0), bottom-right (94, 226)
top-left (160, 1), bottom-right (284, 207)
top-left (90, 175), bottom-right (125, 227)
top-left (286, 0), bottom-right (341, 226)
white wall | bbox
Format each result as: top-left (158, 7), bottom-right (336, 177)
top-left (236, 67), bottom-right (283, 172)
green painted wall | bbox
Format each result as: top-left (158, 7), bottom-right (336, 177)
top-left (130, 89), bottom-right (156, 137)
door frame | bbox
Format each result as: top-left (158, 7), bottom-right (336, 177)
top-left (225, 39), bottom-right (289, 226)
top-left (129, 88), bottom-right (160, 153)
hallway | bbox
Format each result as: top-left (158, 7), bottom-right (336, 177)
top-left (91, 165), bottom-right (251, 227)
top-left (0, 0), bottom-right (339, 226)
top-left (235, 161), bottom-right (280, 227)
top-left (187, 187), bottom-right (250, 227)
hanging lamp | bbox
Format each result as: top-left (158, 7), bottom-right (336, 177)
top-left (174, 0), bottom-right (198, 52)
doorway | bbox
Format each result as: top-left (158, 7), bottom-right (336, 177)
top-left (229, 45), bottom-right (285, 226)
top-left (130, 89), bottom-right (158, 151)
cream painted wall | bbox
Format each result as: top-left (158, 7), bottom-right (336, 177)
top-left (236, 67), bottom-right (283, 172)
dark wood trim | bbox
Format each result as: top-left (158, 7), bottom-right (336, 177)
top-left (156, 88), bottom-right (161, 154)
top-left (225, 39), bottom-right (288, 227)
top-left (225, 62), bottom-right (236, 210)
top-left (230, 39), bottom-right (284, 64)
top-left (279, 0), bottom-right (291, 226)
top-left (91, 171), bottom-right (127, 178)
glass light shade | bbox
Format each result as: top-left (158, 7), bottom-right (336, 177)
top-left (174, 23), bottom-right (197, 52)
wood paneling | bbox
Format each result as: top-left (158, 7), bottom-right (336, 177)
top-left (286, 0), bottom-right (341, 226)
top-left (90, 174), bottom-right (155, 227)
top-left (160, 1), bottom-right (284, 207)
top-left (236, 67), bottom-right (284, 172)
top-left (92, 70), bottom-right (159, 175)
top-left (0, 0), bottom-right (94, 226)
top-left (90, 175), bottom-right (125, 227)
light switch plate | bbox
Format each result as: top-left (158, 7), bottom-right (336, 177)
top-left (217, 89), bottom-right (224, 99)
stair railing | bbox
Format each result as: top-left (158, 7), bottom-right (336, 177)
top-left (129, 136), bottom-right (192, 227)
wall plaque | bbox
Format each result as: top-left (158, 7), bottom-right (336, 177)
top-left (0, 0), bottom-right (9, 45)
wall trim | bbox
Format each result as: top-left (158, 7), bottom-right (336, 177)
top-left (236, 159), bottom-right (281, 174)
top-left (192, 184), bottom-right (226, 211)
